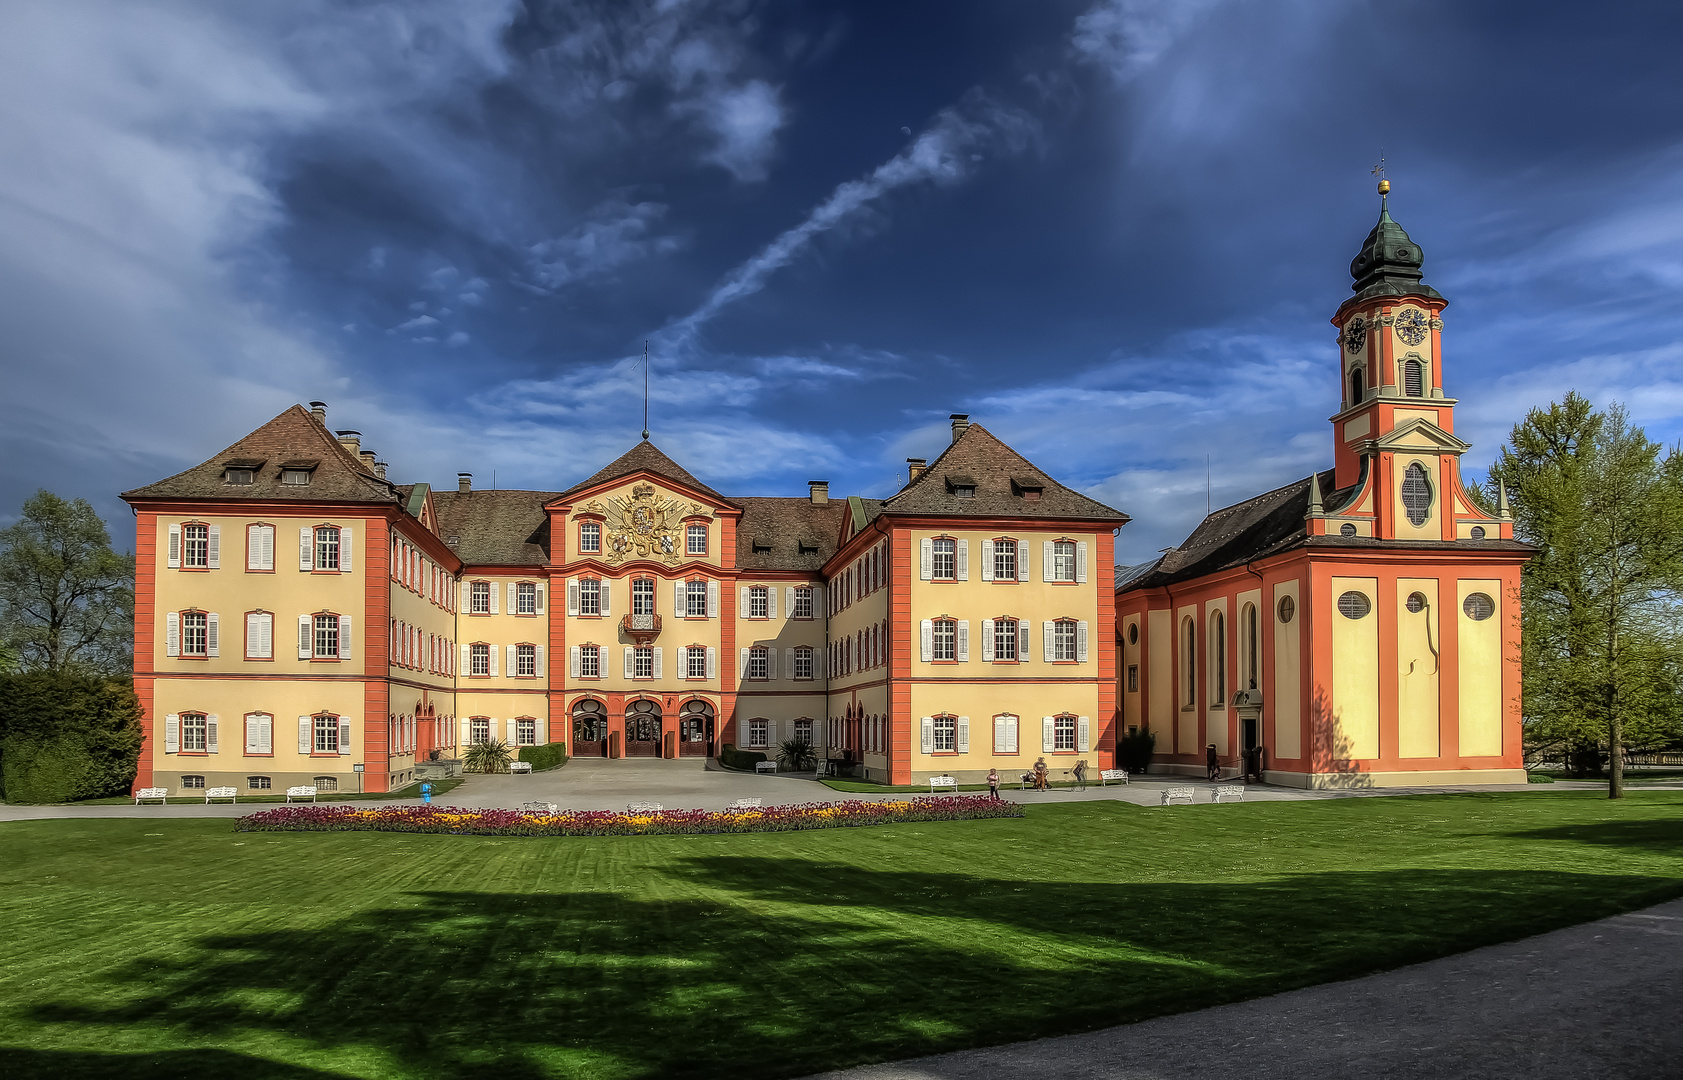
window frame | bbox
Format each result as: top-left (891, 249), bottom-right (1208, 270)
top-left (686, 579), bottom-right (708, 618)
top-left (245, 522), bottom-right (275, 574)
top-left (178, 712), bottom-right (209, 754)
top-left (748, 585), bottom-right (769, 619)
top-left (793, 645), bottom-right (814, 681)
top-left (1053, 714), bottom-right (1078, 753)
top-left (469, 580), bottom-right (491, 615)
top-left (180, 610), bottom-right (209, 658)
top-left (747, 646), bottom-right (769, 681)
top-left (685, 522), bottom-right (709, 556)
top-left (579, 577), bottom-right (602, 617)
top-left (469, 642), bottom-right (491, 677)
top-left (180, 522), bottom-right (211, 570)
top-left (992, 538), bottom-right (1017, 582)
top-left (747, 718), bottom-right (769, 749)
top-left (578, 520), bottom-right (602, 554)
top-left (992, 617), bottom-right (1019, 663)
top-left (515, 581), bottom-right (538, 616)
top-left (578, 643), bottom-right (601, 679)
top-left (931, 618), bottom-right (957, 663)
top-left (632, 578), bottom-right (655, 618)
top-left (792, 586), bottom-right (814, 620)
top-left (247, 775), bottom-right (272, 790)
top-left (313, 713), bottom-right (341, 755)
top-left (244, 609), bottom-right (273, 662)
top-left (313, 525), bottom-right (342, 572)
top-left (469, 717), bottom-right (491, 745)
top-left (633, 645), bottom-right (654, 679)
top-left (1051, 540), bottom-right (1077, 583)
top-left (312, 613), bottom-right (341, 660)
top-left (930, 537), bottom-right (957, 581)
top-left (516, 717), bottom-right (538, 747)
top-left (1051, 618), bottom-right (1078, 663)
top-left (515, 643), bottom-right (538, 678)
top-left (686, 645), bottom-right (708, 680)
top-left (932, 714), bottom-right (958, 754)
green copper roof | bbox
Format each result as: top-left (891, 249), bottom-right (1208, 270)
top-left (1348, 196), bottom-right (1443, 304)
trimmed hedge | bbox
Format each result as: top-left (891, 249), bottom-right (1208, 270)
top-left (718, 743), bottom-right (766, 771)
top-left (0, 672), bottom-right (143, 803)
top-left (517, 742), bottom-right (569, 772)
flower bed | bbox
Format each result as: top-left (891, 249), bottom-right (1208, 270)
top-left (233, 796), bottom-right (1023, 837)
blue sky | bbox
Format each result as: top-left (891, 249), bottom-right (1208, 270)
top-left (3, 0), bottom-right (1682, 561)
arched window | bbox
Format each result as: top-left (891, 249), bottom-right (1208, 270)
top-left (1349, 367), bottom-right (1365, 405)
top-left (1401, 463), bottom-right (1433, 527)
top-left (1403, 358), bottom-right (1424, 397)
top-left (1211, 610), bottom-right (1227, 705)
top-left (1182, 617), bottom-right (1197, 708)
top-left (1241, 602), bottom-right (1259, 690)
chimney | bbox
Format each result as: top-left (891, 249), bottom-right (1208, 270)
top-left (808, 480), bottom-right (829, 505)
top-left (335, 429), bottom-right (361, 455)
top-left (906, 457), bottom-right (927, 482)
top-left (458, 472), bottom-right (472, 493)
top-left (309, 401), bottom-right (327, 424)
top-left (359, 449), bottom-right (377, 473)
top-left (373, 460), bottom-right (388, 481)
top-left (949, 413), bottom-right (970, 443)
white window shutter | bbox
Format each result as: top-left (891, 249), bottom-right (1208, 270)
top-left (489, 581), bottom-right (499, 614)
top-left (300, 528), bottom-right (314, 571)
top-left (339, 527), bottom-right (353, 572)
top-left (981, 539), bottom-right (994, 581)
top-left (247, 526), bottom-right (261, 571)
top-left (509, 582), bottom-right (518, 614)
top-left (785, 587), bottom-right (795, 615)
top-left (674, 581), bottom-right (685, 616)
top-left (165, 611), bottom-right (180, 657)
top-left (920, 717), bottom-right (934, 754)
top-left (507, 719), bottom-right (518, 744)
top-left (921, 619), bottom-right (934, 662)
top-left (245, 714), bottom-right (260, 753)
top-left (740, 648), bottom-right (750, 677)
top-left (767, 720), bottom-right (777, 746)
top-left (994, 715), bottom-right (1006, 754)
top-left (207, 526), bottom-right (221, 569)
top-left (1043, 717), bottom-right (1055, 752)
top-left (624, 647), bottom-right (635, 678)
top-left (535, 645), bottom-right (544, 673)
top-left (920, 538), bottom-right (933, 580)
top-left (1018, 539), bottom-right (1030, 581)
top-left (767, 587), bottom-right (777, 619)
top-left (164, 714), bottom-right (180, 753)
top-left (167, 524), bottom-right (181, 568)
top-left (707, 580), bottom-right (719, 617)
top-left (956, 540), bottom-right (969, 581)
top-left (338, 615), bottom-right (352, 660)
top-left (1044, 622), bottom-right (1055, 658)
top-left (567, 578), bottom-right (580, 615)
top-left (1076, 541), bottom-right (1088, 584)
top-left (535, 584), bottom-right (545, 614)
top-left (299, 615), bottom-right (313, 659)
top-left (957, 621), bottom-right (969, 662)
top-left (1078, 716), bottom-right (1091, 753)
top-left (676, 646), bottom-right (688, 674)
top-left (206, 612), bottom-right (219, 657)
top-left (1042, 540), bottom-right (1054, 582)
top-left (339, 716), bottom-right (352, 753)
top-left (652, 647), bottom-right (663, 679)
top-left (259, 714), bottom-right (272, 754)
top-left (206, 714), bottom-right (219, 753)
top-left (506, 645), bottom-right (516, 677)
top-left (262, 524), bottom-right (275, 570)
top-left (1020, 620), bottom-right (1031, 659)
top-left (298, 716), bottom-right (312, 753)
top-left (486, 641), bottom-right (498, 676)
top-left (1008, 716), bottom-right (1020, 753)
top-left (569, 646), bottom-right (581, 678)
top-left (739, 587), bottom-right (749, 619)
top-left (981, 619), bottom-right (994, 662)
top-left (1077, 621), bottom-right (1089, 663)
top-left (766, 648), bottom-right (776, 680)
top-left (460, 643), bottom-right (471, 673)
top-left (957, 716), bottom-right (970, 753)
top-left (600, 581), bottom-right (610, 615)
top-left (784, 648), bottom-right (794, 680)
top-left (706, 647), bottom-right (717, 679)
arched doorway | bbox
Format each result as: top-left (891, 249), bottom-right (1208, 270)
top-left (624, 699), bottom-right (663, 757)
top-left (679, 699), bottom-right (714, 757)
top-left (572, 699), bottom-right (608, 758)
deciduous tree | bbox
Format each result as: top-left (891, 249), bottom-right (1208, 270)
top-left (0, 491), bottom-right (134, 675)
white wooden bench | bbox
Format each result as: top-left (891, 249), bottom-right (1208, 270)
top-left (754, 761), bottom-right (778, 774)
top-left (508, 761), bottom-right (533, 774)
top-left (1212, 786), bottom-right (1246, 803)
top-left (1100, 769), bottom-right (1129, 786)
top-left (727, 798), bottom-right (762, 810)
top-left (521, 800), bottom-right (558, 814)
top-left (928, 775), bottom-right (958, 794)
top-left (626, 802), bottom-right (663, 813)
top-left (1159, 786), bottom-right (1197, 806)
top-left (133, 787), bottom-right (168, 805)
top-left (204, 786), bottom-right (238, 804)
top-left (285, 786), bottom-right (317, 803)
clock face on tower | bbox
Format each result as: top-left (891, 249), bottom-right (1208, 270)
top-left (1395, 308), bottom-right (1429, 347)
top-left (1342, 317), bottom-right (1367, 354)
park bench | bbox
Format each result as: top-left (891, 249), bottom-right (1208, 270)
top-left (521, 801), bottom-right (558, 814)
top-left (727, 798), bottom-right (762, 810)
top-left (928, 775), bottom-right (958, 794)
top-left (1211, 786), bottom-right (1246, 803)
top-left (754, 761), bottom-right (778, 774)
top-left (508, 761), bottom-right (533, 774)
top-left (285, 786), bottom-right (317, 803)
top-left (203, 786), bottom-right (238, 804)
top-left (626, 802), bottom-right (663, 813)
top-left (1159, 786), bottom-right (1197, 806)
top-left (1099, 769), bottom-right (1129, 786)
top-left (134, 787), bottom-right (168, 805)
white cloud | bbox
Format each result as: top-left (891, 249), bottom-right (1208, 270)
top-left (526, 200), bottom-right (682, 290)
top-left (688, 78), bottom-right (785, 181)
top-left (1071, 0), bottom-right (1226, 83)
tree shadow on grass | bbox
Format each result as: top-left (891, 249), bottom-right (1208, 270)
top-left (0, 1047), bottom-right (360, 1080)
top-left (1502, 817), bottom-right (1683, 856)
top-left (21, 865), bottom-right (1683, 1080)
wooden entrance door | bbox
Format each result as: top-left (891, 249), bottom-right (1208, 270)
top-left (572, 701), bottom-right (608, 758)
top-left (624, 702), bottom-right (663, 757)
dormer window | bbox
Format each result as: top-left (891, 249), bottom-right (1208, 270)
top-left (225, 468), bottom-right (254, 485)
top-left (1010, 477), bottom-right (1044, 502)
top-left (751, 536), bottom-right (772, 554)
top-left (282, 469), bottom-right (311, 486)
top-left (954, 485), bottom-right (975, 499)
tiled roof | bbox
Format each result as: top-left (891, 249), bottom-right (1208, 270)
top-left (122, 405), bottom-right (399, 505)
top-left (433, 490), bottom-right (558, 567)
top-left (559, 440), bottom-right (734, 505)
top-left (880, 424), bottom-right (1127, 522)
top-left (734, 498), bottom-right (849, 573)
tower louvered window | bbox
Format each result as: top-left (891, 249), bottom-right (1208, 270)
top-left (1401, 463), bottom-right (1433, 526)
top-left (1403, 359), bottom-right (1424, 397)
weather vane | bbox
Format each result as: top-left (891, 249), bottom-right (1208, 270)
top-left (641, 340), bottom-right (650, 441)
top-left (1372, 152), bottom-right (1390, 198)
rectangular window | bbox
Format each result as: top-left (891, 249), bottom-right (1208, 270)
top-left (993, 539), bottom-right (1017, 581)
top-left (749, 586), bottom-right (768, 619)
top-left (315, 527), bottom-right (341, 571)
top-left (993, 714), bottom-right (1019, 754)
top-left (1053, 540), bottom-right (1076, 582)
top-left (470, 643), bottom-right (490, 676)
top-left (469, 717), bottom-right (490, 745)
top-left (1128, 664), bottom-right (1140, 693)
top-left (686, 523), bottom-right (707, 555)
top-left (281, 469), bottom-right (311, 486)
top-left (580, 644), bottom-right (600, 678)
top-left (224, 468), bottom-right (253, 485)
top-left (180, 713), bottom-right (207, 752)
top-left (313, 614), bottom-right (339, 658)
top-left (686, 580), bottom-right (708, 617)
top-left (1055, 715), bottom-right (1077, 751)
top-left (633, 646), bottom-right (653, 679)
top-left (181, 774), bottom-right (206, 788)
top-left (470, 581), bottom-right (490, 614)
top-left (793, 647), bottom-right (814, 680)
top-left (994, 618), bottom-right (1018, 661)
top-left (579, 521), bottom-right (601, 553)
top-left (932, 619), bottom-right (956, 661)
top-left (181, 612), bottom-right (208, 657)
top-left (793, 587), bottom-right (813, 619)
top-left (516, 718), bottom-right (537, 746)
top-left (516, 643), bottom-right (537, 677)
top-left (516, 582), bottom-right (537, 615)
top-left (931, 538), bottom-right (956, 580)
top-left (247, 775), bottom-right (271, 790)
top-left (632, 579), bottom-right (655, 617)
top-left (246, 524), bottom-right (274, 571)
top-left (747, 647), bottom-right (768, 680)
top-left (580, 579), bottom-right (602, 615)
top-left (687, 647), bottom-right (707, 679)
top-left (748, 718), bottom-right (768, 748)
top-left (933, 716), bottom-right (957, 752)
top-left (314, 715), bottom-right (340, 753)
top-left (183, 524), bottom-right (210, 568)
top-left (795, 718), bottom-right (813, 744)
top-left (245, 612), bottom-right (272, 660)
top-left (1053, 620), bottom-right (1078, 661)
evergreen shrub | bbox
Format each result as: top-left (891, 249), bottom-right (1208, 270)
top-left (1118, 727), bottom-right (1157, 774)
top-left (719, 743), bottom-right (766, 771)
top-left (0, 672), bottom-right (143, 803)
top-left (517, 742), bottom-right (569, 772)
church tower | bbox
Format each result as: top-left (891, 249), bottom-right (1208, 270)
top-left (1315, 181), bottom-right (1510, 543)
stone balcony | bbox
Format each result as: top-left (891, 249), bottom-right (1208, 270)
top-left (621, 612), bottom-right (661, 644)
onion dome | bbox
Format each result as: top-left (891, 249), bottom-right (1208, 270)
top-left (1348, 181), bottom-right (1442, 304)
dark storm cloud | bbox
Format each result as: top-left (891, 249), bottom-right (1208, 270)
top-left (3, 0), bottom-right (1682, 560)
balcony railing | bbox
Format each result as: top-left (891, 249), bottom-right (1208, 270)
top-left (621, 613), bottom-right (661, 642)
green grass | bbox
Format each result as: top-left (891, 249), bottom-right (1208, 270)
top-left (1, 793), bottom-right (1681, 1079)
top-left (64, 777), bottom-right (466, 807)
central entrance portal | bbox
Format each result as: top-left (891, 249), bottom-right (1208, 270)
top-left (572, 699), bottom-right (608, 758)
top-left (678, 700), bottom-right (714, 757)
top-left (624, 699), bottom-right (663, 757)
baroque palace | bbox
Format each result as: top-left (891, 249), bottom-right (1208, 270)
top-left (123, 188), bottom-right (1528, 794)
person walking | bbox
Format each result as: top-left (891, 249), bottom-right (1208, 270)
top-left (1206, 744), bottom-right (1221, 782)
top-left (1072, 759), bottom-right (1088, 792)
top-left (986, 767), bottom-right (1000, 800)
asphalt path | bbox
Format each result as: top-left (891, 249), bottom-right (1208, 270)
top-left (803, 895), bottom-right (1683, 1080)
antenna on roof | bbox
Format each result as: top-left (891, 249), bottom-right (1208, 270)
top-left (641, 340), bottom-right (650, 441)
top-left (1206, 454), bottom-right (1211, 515)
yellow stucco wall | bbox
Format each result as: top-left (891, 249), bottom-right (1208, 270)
top-left (906, 681), bottom-right (1100, 780)
top-left (1397, 577), bottom-right (1441, 758)
top-left (1120, 614), bottom-right (1141, 729)
top-left (1390, 453), bottom-right (1442, 542)
top-left (1329, 576), bottom-right (1379, 759)
top-left (1458, 579), bottom-right (1504, 757)
top-left (1148, 608), bottom-right (1173, 743)
top-left (1175, 605), bottom-right (1197, 755)
top-left (1271, 580), bottom-right (1302, 760)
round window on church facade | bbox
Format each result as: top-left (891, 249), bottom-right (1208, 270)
top-left (1406, 592), bottom-right (1427, 614)
top-left (1470, 526), bottom-right (1486, 540)
top-left (1337, 591), bottom-right (1371, 619)
top-left (1340, 522), bottom-right (1357, 537)
top-left (1277, 596), bottom-right (1295, 624)
top-left (1463, 593), bottom-right (1495, 621)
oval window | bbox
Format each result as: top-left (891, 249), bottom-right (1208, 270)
top-left (1470, 526), bottom-right (1486, 540)
top-left (1127, 623), bottom-right (1139, 645)
top-left (1463, 593), bottom-right (1495, 621)
top-left (1337, 591), bottom-right (1372, 619)
top-left (1340, 522), bottom-right (1358, 537)
top-left (1277, 595), bottom-right (1295, 624)
top-left (1406, 592), bottom-right (1427, 614)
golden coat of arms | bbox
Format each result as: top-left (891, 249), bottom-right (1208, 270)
top-left (586, 483), bottom-right (707, 566)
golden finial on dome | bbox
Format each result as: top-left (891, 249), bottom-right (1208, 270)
top-left (1377, 178), bottom-right (1391, 195)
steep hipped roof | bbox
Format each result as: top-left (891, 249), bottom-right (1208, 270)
top-left (881, 424), bottom-right (1127, 522)
top-left (734, 498), bottom-right (850, 572)
top-left (433, 489), bottom-right (557, 567)
top-left (122, 405), bottom-right (399, 505)
top-left (558, 440), bottom-right (733, 505)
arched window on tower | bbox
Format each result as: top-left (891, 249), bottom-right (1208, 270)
top-left (1403, 358), bottom-right (1424, 397)
top-left (1349, 367), bottom-right (1365, 405)
top-left (1401, 463), bottom-right (1433, 527)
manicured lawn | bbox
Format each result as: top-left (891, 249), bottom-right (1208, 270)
top-left (62, 777), bottom-right (466, 807)
top-left (1, 792), bottom-right (1681, 1079)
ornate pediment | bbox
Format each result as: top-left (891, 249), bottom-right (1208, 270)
top-left (583, 482), bottom-right (712, 566)
top-left (1362, 417), bottom-right (1471, 456)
